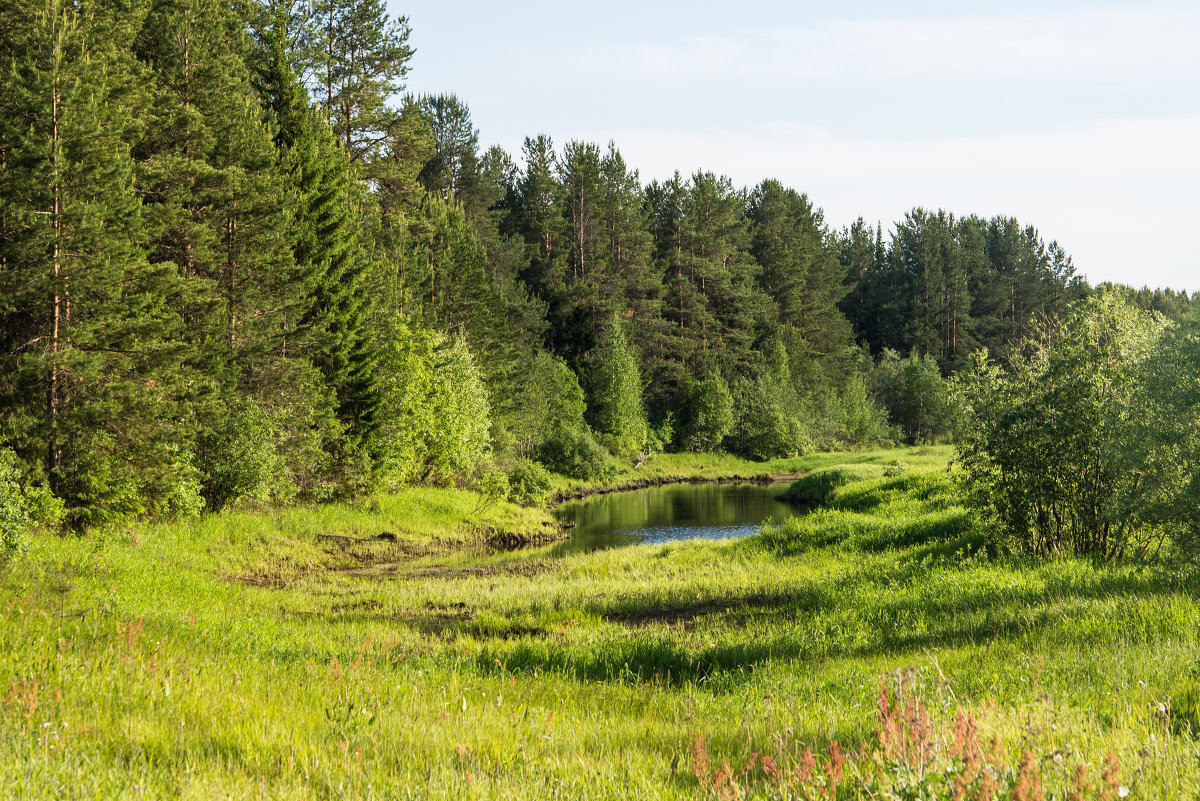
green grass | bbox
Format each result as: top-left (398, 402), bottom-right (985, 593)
top-left (550, 444), bottom-right (954, 499)
top-left (3, 447), bottom-right (1199, 798)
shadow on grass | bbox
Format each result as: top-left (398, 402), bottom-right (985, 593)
top-left (467, 561), bottom-right (1193, 689)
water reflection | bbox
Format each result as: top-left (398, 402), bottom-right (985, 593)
top-left (551, 482), bottom-right (796, 555)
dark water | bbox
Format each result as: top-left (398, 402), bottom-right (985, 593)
top-left (551, 481), bottom-right (797, 555)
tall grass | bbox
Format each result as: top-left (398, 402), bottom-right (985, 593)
top-left (2, 448), bottom-right (1198, 798)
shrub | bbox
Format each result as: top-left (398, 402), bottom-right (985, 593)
top-left (536, 424), bottom-right (615, 481)
top-left (0, 448), bottom-right (63, 565)
top-left (196, 399), bottom-right (290, 511)
top-left (731, 344), bottom-right (811, 460)
top-left (732, 387), bottom-right (811, 460)
top-left (506, 459), bottom-right (552, 506)
top-left (833, 369), bottom-right (895, 447)
top-left (779, 464), bottom-right (886, 508)
top-left (507, 351), bottom-right (588, 459)
top-left (874, 350), bottom-right (957, 444)
top-left (424, 335), bottom-right (492, 485)
top-left (681, 371), bottom-right (734, 452)
top-left (585, 313), bottom-right (649, 457)
top-left (374, 322), bottom-right (493, 489)
top-left (475, 469), bottom-right (511, 509)
top-left (956, 293), bottom-right (1168, 558)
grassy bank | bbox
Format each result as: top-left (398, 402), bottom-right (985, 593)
top-left (549, 444), bottom-right (954, 500)
top-left (3, 449), bottom-right (1199, 798)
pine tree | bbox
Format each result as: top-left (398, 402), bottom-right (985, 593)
top-left (415, 93), bottom-right (481, 207)
top-left (136, 0), bottom-right (303, 371)
top-left (0, 0), bottom-right (197, 523)
top-left (308, 0), bottom-right (412, 166)
top-left (748, 180), bottom-right (852, 382)
top-left (135, 0), bottom-right (356, 500)
top-left (597, 144), bottom-right (665, 403)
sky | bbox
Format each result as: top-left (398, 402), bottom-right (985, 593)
top-left (393, 1), bottom-right (1200, 292)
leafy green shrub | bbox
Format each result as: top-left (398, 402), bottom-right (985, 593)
top-left (732, 391), bottom-right (810, 460)
top-left (833, 368), bottom-right (895, 446)
top-left (425, 336), bottom-right (493, 485)
top-left (507, 351), bottom-right (588, 459)
top-left (475, 469), bottom-right (511, 510)
top-left (681, 371), bottom-right (734, 452)
top-left (956, 293), bottom-right (1169, 559)
top-left (0, 448), bottom-right (63, 565)
top-left (197, 399), bottom-right (289, 511)
top-left (585, 314), bottom-right (649, 457)
top-left (375, 322), bottom-right (493, 489)
top-left (148, 445), bottom-right (205, 520)
top-left (874, 350), bottom-right (958, 444)
top-left (536, 425), bottom-right (615, 481)
top-left (648, 412), bottom-right (675, 453)
top-left (778, 464), bottom-right (886, 508)
top-left (731, 346), bottom-right (811, 460)
top-left (506, 459), bottom-right (552, 506)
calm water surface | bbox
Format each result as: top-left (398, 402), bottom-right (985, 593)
top-left (552, 481), bottom-right (797, 555)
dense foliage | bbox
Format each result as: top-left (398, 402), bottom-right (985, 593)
top-left (957, 293), bottom-right (1199, 560)
top-left (0, 0), bottom-right (1194, 538)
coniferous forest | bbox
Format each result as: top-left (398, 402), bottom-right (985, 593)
top-left (9, 3), bottom-right (1200, 799)
top-left (3, 0), bottom-right (1194, 532)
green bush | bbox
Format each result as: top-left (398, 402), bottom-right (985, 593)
top-left (730, 344), bottom-right (811, 460)
top-left (585, 314), bottom-right (649, 457)
top-left (536, 425), bottom-right (614, 481)
top-left (956, 293), bottom-right (1169, 559)
top-left (834, 369), bottom-right (895, 446)
top-left (507, 351), bottom-right (588, 459)
top-left (778, 464), bottom-right (886, 508)
top-left (732, 389), bottom-right (811, 460)
top-left (197, 399), bottom-right (289, 511)
top-left (374, 322), bottom-right (493, 489)
top-left (475, 469), bottom-right (511, 509)
top-left (0, 448), bottom-right (63, 565)
top-left (681, 371), bottom-right (734, 452)
top-left (873, 350), bottom-right (957, 444)
top-left (506, 459), bottom-right (552, 506)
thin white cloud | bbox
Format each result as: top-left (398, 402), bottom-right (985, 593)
top-left (578, 8), bottom-right (1200, 83)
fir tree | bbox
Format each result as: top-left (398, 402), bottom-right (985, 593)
top-left (253, 4), bottom-right (380, 445)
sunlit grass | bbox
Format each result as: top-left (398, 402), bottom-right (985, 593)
top-left (550, 444), bottom-right (954, 498)
top-left (2, 446), bottom-right (1198, 798)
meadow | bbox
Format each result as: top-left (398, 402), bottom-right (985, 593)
top-left (2, 447), bottom-right (1198, 799)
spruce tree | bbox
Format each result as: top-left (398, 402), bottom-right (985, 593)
top-left (253, 4), bottom-right (380, 446)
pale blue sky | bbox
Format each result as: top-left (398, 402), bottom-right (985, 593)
top-left (394, 1), bottom-right (1200, 292)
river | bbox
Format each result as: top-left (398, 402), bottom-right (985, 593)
top-left (550, 481), bottom-right (797, 555)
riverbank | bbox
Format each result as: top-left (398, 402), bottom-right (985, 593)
top-left (3, 446), bottom-right (1198, 798)
top-left (547, 444), bottom-right (954, 502)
